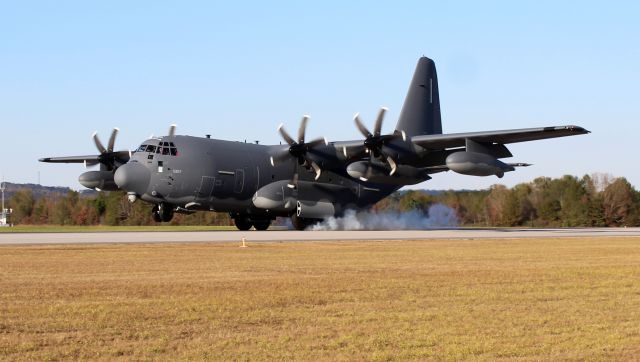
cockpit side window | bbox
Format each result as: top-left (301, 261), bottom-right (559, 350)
top-left (145, 145), bottom-right (157, 153)
top-left (136, 145), bottom-right (147, 152)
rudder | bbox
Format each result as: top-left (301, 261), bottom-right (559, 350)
top-left (395, 57), bottom-right (442, 136)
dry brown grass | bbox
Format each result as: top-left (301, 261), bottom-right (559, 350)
top-left (1, 237), bottom-right (640, 361)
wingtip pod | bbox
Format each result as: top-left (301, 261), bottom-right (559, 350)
top-left (568, 125), bottom-right (590, 134)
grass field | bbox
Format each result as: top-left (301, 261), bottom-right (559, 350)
top-left (1, 238), bottom-right (640, 360)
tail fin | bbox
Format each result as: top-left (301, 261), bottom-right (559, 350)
top-left (395, 57), bottom-right (442, 137)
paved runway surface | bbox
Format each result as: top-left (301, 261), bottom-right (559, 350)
top-left (1, 228), bottom-right (640, 245)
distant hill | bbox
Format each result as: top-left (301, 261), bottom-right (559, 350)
top-left (1, 182), bottom-right (97, 200)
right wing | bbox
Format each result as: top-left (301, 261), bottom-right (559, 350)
top-left (39, 155), bottom-right (102, 164)
top-left (39, 150), bottom-right (130, 166)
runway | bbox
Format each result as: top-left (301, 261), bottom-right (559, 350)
top-left (1, 227), bottom-right (640, 245)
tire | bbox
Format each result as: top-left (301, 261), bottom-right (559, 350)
top-left (253, 220), bottom-right (271, 231)
top-left (159, 203), bottom-right (174, 222)
top-left (152, 205), bottom-right (163, 223)
top-left (234, 216), bottom-right (252, 231)
top-left (291, 214), bottom-right (318, 231)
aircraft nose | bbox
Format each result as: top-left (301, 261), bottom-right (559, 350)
top-left (114, 162), bottom-right (151, 195)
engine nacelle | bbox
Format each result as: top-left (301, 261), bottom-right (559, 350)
top-left (78, 171), bottom-right (119, 191)
top-left (346, 161), bottom-right (430, 185)
top-left (445, 151), bottom-right (514, 178)
top-left (296, 200), bottom-right (335, 219)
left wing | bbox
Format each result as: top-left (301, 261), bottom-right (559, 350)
top-left (411, 125), bottom-right (589, 150)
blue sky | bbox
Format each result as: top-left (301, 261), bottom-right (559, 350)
top-left (1, 1), bottom-right (638, 190)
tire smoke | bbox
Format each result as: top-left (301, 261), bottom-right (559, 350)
top-left (309, 203), bottom-right (458, 231)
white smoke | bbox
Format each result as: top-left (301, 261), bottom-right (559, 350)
top-left (309, 203), bottom-right (458, 231)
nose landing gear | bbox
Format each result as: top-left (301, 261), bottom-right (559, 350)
top-left (152, 203), bottom-right (174, 223)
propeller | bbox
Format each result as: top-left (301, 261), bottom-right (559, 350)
top-left (168, 124), bottom-right (177, 137)
top-left (270, 115), bottom-right (327, 188)
top-left (348, 107), bottom-right (405, 179)
top-left (91, 128), bottom-right (130, 171)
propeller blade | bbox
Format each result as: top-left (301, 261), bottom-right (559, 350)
top-left (387, 156), bottom-right (398, 176)
top-left (298, 115), bottom-right (309, 144)
top-left (374, 107), bottom-right (388, 137)
top-left (269, 148), bottom-right (291, 166)
top-left (287, 170), bottom-right (299, 189)
top-left (342, 144), bottom-right (367, 159)
top-left (168, 124), bottom-right (177, 137)
top-left (277, 123), bottom-right (296, 145)
top-left (92, 132), bottom-right (107, 154)
top-left (308, 159), bottom-right (322, 180)
top-left (306, 137), bottom-right (327, 148)
top-left (354, 113), bottom-right (372, 138)
top-left (107, 127), bottom-right (119, 152)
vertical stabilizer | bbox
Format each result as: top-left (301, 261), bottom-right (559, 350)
top-left (395, 57), bottom-right (442, 136)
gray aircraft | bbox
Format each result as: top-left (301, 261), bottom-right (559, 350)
top-left (40, 57), bottom-right (589, 230)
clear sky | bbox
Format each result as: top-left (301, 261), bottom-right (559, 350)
top-left (1, 1), bottom-right (638, 190)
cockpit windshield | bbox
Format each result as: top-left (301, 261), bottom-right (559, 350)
top-left (135, 142), bottom-right (177, 156)
top-left (155, 142), bottom-right (178, 156)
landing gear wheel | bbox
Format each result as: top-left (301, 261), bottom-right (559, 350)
top-left (253, 220), bottom-right (271, 231)
top-left (291, 214), bottom-right (318, 231)
top-left (152, 203), bottom-right (174, 223)
top-left (152, 205), bottom-right (162, 223)
top-left (234, 216), bottom-right (252, 231)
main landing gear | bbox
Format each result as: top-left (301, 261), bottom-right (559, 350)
top-left (152, 203), bottom-right (174, 223)
top-left (232, 214), bottom-right (272, 231)
top-left (290, 214), bottom-right (320, 231)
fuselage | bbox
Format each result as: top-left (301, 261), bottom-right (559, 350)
top-left (123, 135), bottom-right (399, 218)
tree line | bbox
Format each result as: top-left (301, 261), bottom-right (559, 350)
top-left (7, 174), bottom-right (640, 227)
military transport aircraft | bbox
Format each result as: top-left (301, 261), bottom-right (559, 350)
top-left (40, 57), bottom-right (589, 230)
